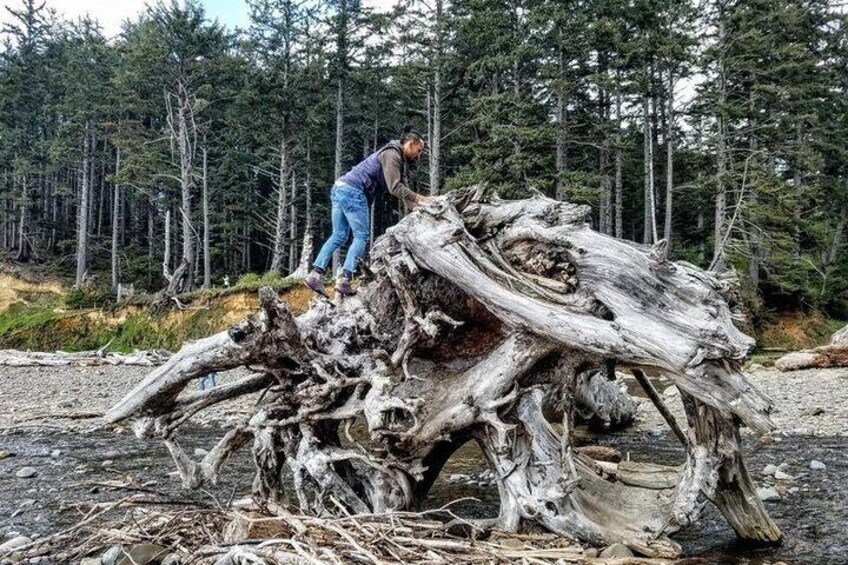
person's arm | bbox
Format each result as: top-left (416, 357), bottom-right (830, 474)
top-left (380, 149), bottom-right (425, 205)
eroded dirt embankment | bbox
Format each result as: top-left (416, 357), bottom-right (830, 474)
top-left (0, 276), bottom-right (318, 353)
top-left (0, 274), bottom-right (63, 313)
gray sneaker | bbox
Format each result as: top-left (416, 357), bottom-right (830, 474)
top-left (304, 270), bottom-right (329, 297)
top-left (335, 277), bottom-right (357, 296)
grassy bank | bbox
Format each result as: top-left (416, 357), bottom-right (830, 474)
top-left (0, 271), bottom-right (313, 353)
top-left (0, 270), bottom-right (844, 356)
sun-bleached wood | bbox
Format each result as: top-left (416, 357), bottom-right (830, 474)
top-left (775, 323), bottom-right (848, 371)
top-left (108, 188), bottom-right (780, 557)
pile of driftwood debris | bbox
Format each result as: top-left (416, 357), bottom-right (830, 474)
top-left (10, 496), bottom-right (680, 564)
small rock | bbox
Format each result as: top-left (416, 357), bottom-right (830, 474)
top-left (0, 535), bottom-right (33, 553)
top-left (576, 445), bottom-right (622, 463)
top-left (101, 545), bottom-right (123, 565)
top-left (102, 460), bottom-right (114, 468)
top-left (81, 559), bottom-right (102, 565)
top-left (19, 499), bottom-right (35, 507)
top-left (0, 450), bottom-right (14, 459)
top-left (810, 460), bottom-right (826, 470)
top-left (115, 543), bottom-right (168, 565)
top-left (762, 464), bottom-right (778, 476)
top-left (50, 449), bottom-right (61, 458)
top-left (647, 428), bottom-right (663, 438)
top-left (161, 555), bottom-right (182, 565)
top-left (15, 467), bottom-right (37, 479)
top-left (599, 542), bottom-right (634, 558)
top-left (194, 448), bottom-right (209, 458)
top-left (582, 548), bottom-right (599, 558)
top-left (757, 487), bottom-right (781, 502)
top-left (788, 487), bottom-right (800, 494)
top-left (498, 538), bottom-right (525, 549)
top-left (774, 470), bottom-right (792, 481)
top-left (748, 362), bottom-right (765, 371)
top-left (803, 406), bottom-right (825, 416)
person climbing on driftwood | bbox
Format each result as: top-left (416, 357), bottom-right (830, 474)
top-left (304, 127), bottom-right (435, 297)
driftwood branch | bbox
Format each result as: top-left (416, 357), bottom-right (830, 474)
top-left (0, 348), bottom-right (170, 367)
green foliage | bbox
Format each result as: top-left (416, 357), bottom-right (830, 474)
top-left (0, 0), bottom-right (846, 321)
top-left (64, 286), bottom-right (115, 309)
top-left (0, 304), bottom-right (64, 350)
top-left (234, 270), bottom-right (295, 289)
top-left (236, 271), bottom-right (284, 289)
top-left (757, 311), bottom-right (847, 352)
top-left (0, 295), bottom-right (235, 352)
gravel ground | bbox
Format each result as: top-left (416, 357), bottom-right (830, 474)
top-left (632, 366), bottom-right (848, 437)
top-left (1, 363), bottom-right (844, 436)
top-left (0, 363), bottom-right (846, 563)
top-left (0, 364), bottom-right (261, 431)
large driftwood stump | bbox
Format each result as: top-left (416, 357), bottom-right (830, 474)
top-left (107, 189), bottom-right (781, 557)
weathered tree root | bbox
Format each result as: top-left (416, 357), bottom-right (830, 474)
top-left (108, 188), bottom-right (781, 557)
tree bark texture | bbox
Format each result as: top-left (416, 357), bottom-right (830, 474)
top-left (107, 189), bottom-right (780, 557)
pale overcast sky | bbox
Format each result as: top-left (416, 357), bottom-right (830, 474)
top-left (1, 0), bottom-right (395, 40)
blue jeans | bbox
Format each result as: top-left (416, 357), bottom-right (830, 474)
top-left (313, 183), bottom-right (370, 276)
top-left (198, 372), bottom-right (218, 390)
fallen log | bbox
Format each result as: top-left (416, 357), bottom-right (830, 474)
top-left (775, 323), bottom-right (848, 371)
top-left (0, 348), bottom-right (171, 367)
top-left (774, 346), bottom-right (848, 371)
top-left (832, 323), bottom-right (848, 346)
top-left (107, 188), bottom-right (780, 557)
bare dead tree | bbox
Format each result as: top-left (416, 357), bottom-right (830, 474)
top-left (75, 122), bottom-right (91, 286)
top-left (427, 0), bottom-right (445, 195)
top-left (713, 10), bottom-right (729, 270)
top-left (15, 170), bottom-right (32, 262)
top-left (288, 175), bottom-right (298, 273)
top-left (111, 148), bottom-right (121, 292)
top-left (202, 145), bottom-right (210, 289)
top-left (614, 89), bottom-right (623, 239)
top-left (664, 70), bottom-right (675, 251)
top-left (271, 136), bottom-right (290, 273)
top-left (291, 143), bottom-right (314, 279)
top-left (164, 82), bottom-right (199, 294)
top-left (643, 90), bottom-right (657, 245)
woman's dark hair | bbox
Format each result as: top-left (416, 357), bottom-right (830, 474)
top-left (400, 125), bottom-right (424, 145)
